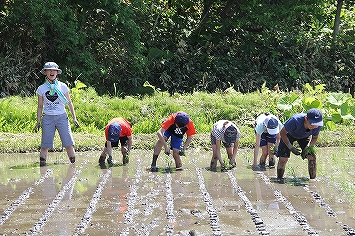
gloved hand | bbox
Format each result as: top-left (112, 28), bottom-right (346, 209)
top-left (301, 147), bottom-right (309, 159)
top-left (290, 146), bottom-right (301, 155)
top-left (179, 150), bottom-right (185, 156)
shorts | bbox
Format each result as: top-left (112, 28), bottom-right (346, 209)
top-left (41, 113), bottom-right (75, 148)
top-left (105, 136), bottom-right (129, 147)
top-left (210, 133), bottom-right (234, 148)
top-left (260, 132), bottom-right (277, 147)
top-left (164, 130), bottom-right (183, 150)
top-left (277, 134), bottom-right (311, 158)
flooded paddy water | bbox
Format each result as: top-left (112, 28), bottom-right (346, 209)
top-left (1, 147), bottom-right (355, 235)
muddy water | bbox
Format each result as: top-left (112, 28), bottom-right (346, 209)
top-left (1, 148), bottom-right (355, 235)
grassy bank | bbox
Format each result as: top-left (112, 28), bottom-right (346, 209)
top-left (0, 86), bottom-right (354, 153)
top-left (0, 127), bottom-right (353, 154)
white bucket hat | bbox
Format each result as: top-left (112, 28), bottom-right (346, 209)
top-left (40, 62), bottom-right (62, 74)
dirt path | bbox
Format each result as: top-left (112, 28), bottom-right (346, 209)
top-left (1, 148), bottom-right (355, 235)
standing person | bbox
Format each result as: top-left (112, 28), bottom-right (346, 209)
top-left (276, 108), bottom-right (323, 183)
top-left (253, 113), bottom-right (283, 170)
top-left (210, 120), bottom-right (241, 172)
top-left (99, 117), bottom-right (133, 166)
top-left (150, 111), bottom-right (196, 172)
top-left (34, 62), bottom-right (79, 166)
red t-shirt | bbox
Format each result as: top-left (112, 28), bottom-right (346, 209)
top-left (105, 117), bottom-right (132, 141)
top-left (161, 113), bottom-right (196, 137)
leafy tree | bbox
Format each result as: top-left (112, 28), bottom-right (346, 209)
top-left (0, 0), bottom-right (355, 96)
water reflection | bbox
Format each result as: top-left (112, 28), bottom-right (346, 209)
top-left (253, 173), bottom-right (280, 210)
top-left (1, 148), bottom-right (355, 235)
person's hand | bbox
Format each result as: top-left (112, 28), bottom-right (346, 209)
top-left (290, 146), bottom-right (301, 155)
top-left (73, 120), bottom-right (80, 128)
top-left (33, 123), bottom-right (41, 132)
top-left (301, 148), bottom-right (307, 159)
top-left (179, 150), bottom-right (185, 156)
top-left (270, 145), bottom-right (277, 155)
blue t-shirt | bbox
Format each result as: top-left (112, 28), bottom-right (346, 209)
top-left (284, 113), bottom-right (321, 139)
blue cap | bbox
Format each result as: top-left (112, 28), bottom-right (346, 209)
top-left (264, 117), bottom-right (280, 135)
top-left (108, 122), bottom-right (121, 142)
top-left (175, 112), bottom-right (190, 127)
top-left (307, 108), bottom-right (323, 126)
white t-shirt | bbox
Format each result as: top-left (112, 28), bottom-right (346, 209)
top-left (36, 81), bottom-right (69, 115)
top-left (211, 120), bottom-right (241, 142)
top-left (254, 113), bottom-right (283, 135)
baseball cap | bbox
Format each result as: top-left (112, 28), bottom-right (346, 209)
top-left (40, 62), bottom-right (62, 74)
top-left (264, 117), bottom-right (280, 135)
top-left (307, 108), bottom-right (323, 126)
top-left (108, 122), bottom-right (121, 142)
top-left (224, 125), bottom-right (238, 143)
top-left (175, 112), bottom-right (190, 127)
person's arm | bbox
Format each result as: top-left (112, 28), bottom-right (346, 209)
top-left (275, 133), bottom-right (281, 147)
top-left (308, 135), bottom-right (318, 146)
top-left (65, 92), bottom-right (79, 127)
top-left (182, 135), bottom-right (193, 152)
top-left (126, 135), bottom-right (133, 154)
top-left (280, 127), bottom-right (301, 155)
top-left (157, 127), bottom-right (169, 154)
top-left (253, 133), bottom-right (261, 167)
top-left (34, 95), bottom-right (43, 132)
top-left (215, 140), bottom-right (224, 166)
top-left (107, 141), bottom-right (113, 157)
top-left (231, 139), bottom-right (239, 161)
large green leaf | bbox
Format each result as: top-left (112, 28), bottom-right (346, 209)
top-left (302, 97), bottom-right (322, 111)
top-left (325, 120), bottom-right (336, 131)
top-left (74, 80), bottom-right (87, 89)
top-left (277, 93), bottom-right (301, 111)
top-left (331, 111), bottom-right (342, 123)
top-left (327, 93), bottom-right (351, 106)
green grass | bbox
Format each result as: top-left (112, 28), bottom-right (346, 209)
top-left (0, 88), bottom-right (354, 153)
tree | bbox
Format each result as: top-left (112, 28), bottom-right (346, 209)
top-left (332, 0), bottom-right (343, 44)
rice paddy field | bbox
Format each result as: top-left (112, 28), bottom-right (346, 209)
top-left (1, 147), bottom-right (355, 235)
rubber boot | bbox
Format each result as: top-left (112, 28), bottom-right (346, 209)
top-left (123, 155), bottom-right (129, 165)
top-left (40, 157), bottom-right (46, 167)
top-left (269, 157), bottom-right (275, 168)
top-left (69, 156), bottom-right (75, 164)
top-left (150, 155), bottom-right (159, 172)
top-left (107, 156), bottom-right (113, 167)
top-left (210, 159), bottom-right (217, 172)
top-left (99, 155), bottom-right (106, 163)
top-left (277, 168), bottom-right (285, 184)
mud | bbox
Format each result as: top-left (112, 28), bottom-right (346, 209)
top-left (1, 147), bottom-right (355, 235)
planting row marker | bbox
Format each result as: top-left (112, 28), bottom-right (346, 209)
top-left (257, 171), bottom-right (319, 235)
top-left (192, 159), bottom-right (222, 236)
top-left (0, 168), bottom-right (53, 226)
top-left (28, 160), bottom-right (88, 235)
top-left (73, 169), bottom-right (112, 235)
top-left (227, 171), bottom-right (270, 235)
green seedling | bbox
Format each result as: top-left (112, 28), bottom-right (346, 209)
top-left (270, 146), bottom-right (277, 154)
top-left (305, 145), bottom-right (317, 155)
top-left (223, 156), bottom-right (234, 170)
top-left (164, 154), bottom-right (173, 173)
